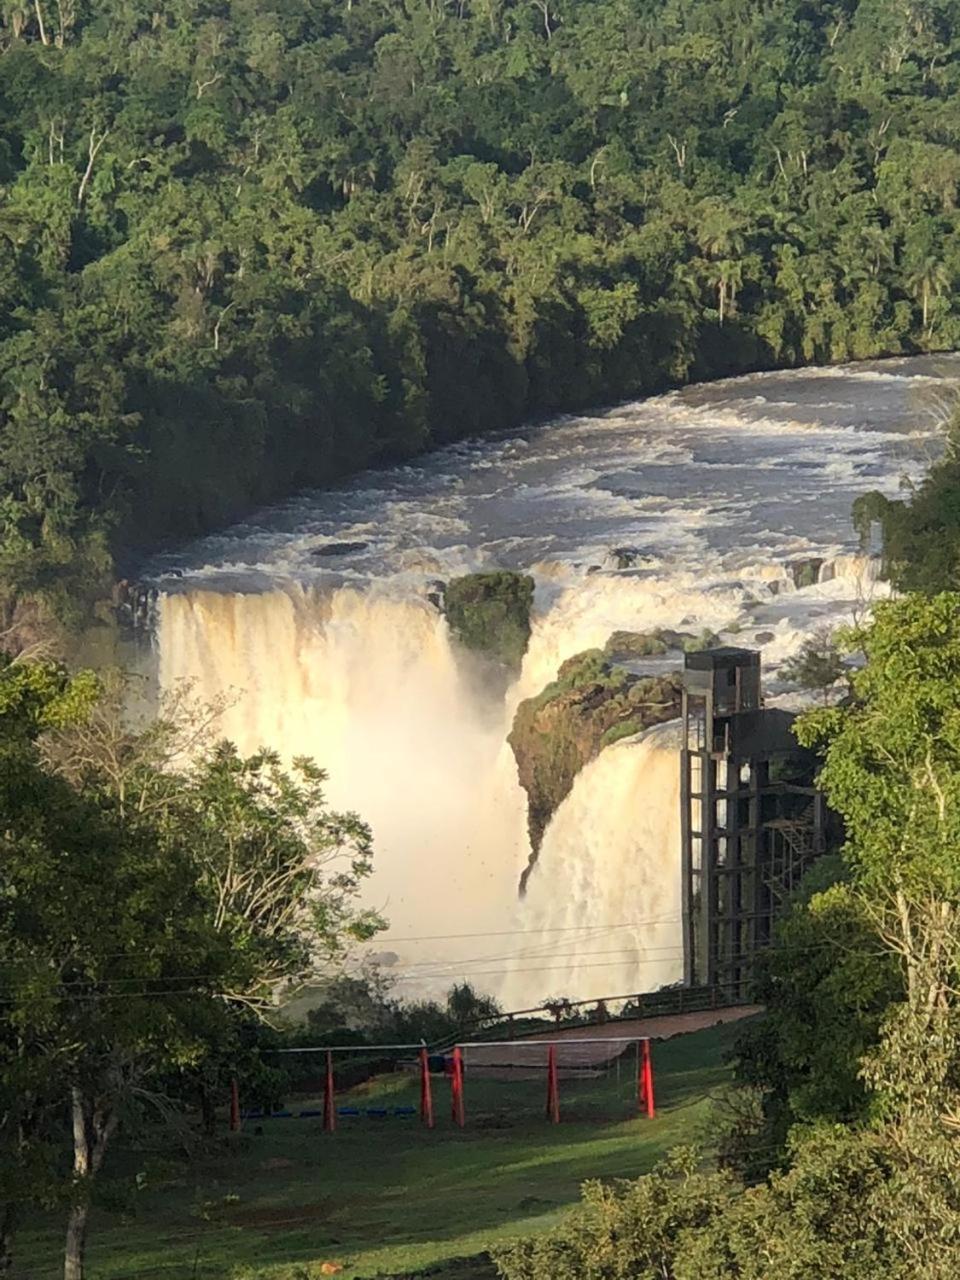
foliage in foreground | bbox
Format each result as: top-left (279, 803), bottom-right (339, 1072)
top-left (496, 1120), bottom-right (960, 1280)
top-left (0, 661), bottom-right (383, 1279)
top-left (730, 859), bottom-right (900, 1175)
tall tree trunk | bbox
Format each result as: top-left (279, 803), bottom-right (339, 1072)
top-left (63, 1203), bottom-right (89, 1280)
top-left (0, 1202), bottom-right (16, 1275)
top-left (64, 1089), bottom-right (90, 1280)
top-left (64, 1088), bottom-right (118, 1280)
top-left (33, 0), bottom-right (49, 44)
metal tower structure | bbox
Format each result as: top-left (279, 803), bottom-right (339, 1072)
top-left (680, 648), bottom-right (827, 997)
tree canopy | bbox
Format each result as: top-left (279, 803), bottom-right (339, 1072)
top-left (4, 1), bottom-right (960, 632)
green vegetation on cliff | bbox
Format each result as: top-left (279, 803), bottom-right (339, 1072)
top-left (445, 572), bottom-right (535, 672)
top-left (509, 643), bottom-right (681, 888)
top-left (5, 2), bottom-right (960, 632)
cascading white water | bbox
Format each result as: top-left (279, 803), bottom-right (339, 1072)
top-left (157, 554), bottom-right (886, 1003)
top-left (150, 357), bottom-right (960, 1006)
top-left (158, 587), bottom-right (529, 964)
top-left (500, 723), bottom-right (684, 1006)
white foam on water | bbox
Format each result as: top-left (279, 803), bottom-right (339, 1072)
top-left (150, 359), bottom-right (960, 1004)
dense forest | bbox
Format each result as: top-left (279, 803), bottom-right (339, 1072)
top-left (3, 0), bottom-right (960, 637)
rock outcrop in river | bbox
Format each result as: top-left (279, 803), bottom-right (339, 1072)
top-left (444, 571), bottom-right (535, 674)
top-left (509, 636), bottom-right (682, 892)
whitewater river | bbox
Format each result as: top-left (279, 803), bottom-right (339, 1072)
top-left (147, 356), bottom-right (960, 1006)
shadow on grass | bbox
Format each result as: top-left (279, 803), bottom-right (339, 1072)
top-left (16, 1023), bottom-right (750, 1280)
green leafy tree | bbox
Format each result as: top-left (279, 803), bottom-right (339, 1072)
top-left (0, 662), bottom-right (385, 1277)
top-left (494, 1147), bottom-right (738, 1280)
top-left (0, 659), bottom-right (238, 1279)
top-left (43, 674), bottom-right (386, 1007)
top-left (796, 594), bottom-right (960, 1134)
top-left (731, 860), bottom-right (900, 1176)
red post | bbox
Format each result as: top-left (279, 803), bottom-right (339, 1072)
top-left (419, 1047), bottom-right (435, 1129)
top-left (545, 1045), bottom-right (560, 1124)
top-left (638, 1038), bottom-right (655, 1119)
top-left (451, 1047), bottom-right (465, 1128)
top-left (323, 1049), bottom-right (336, 1133)
top-left (229, 1078), bottom-right (240, 1133)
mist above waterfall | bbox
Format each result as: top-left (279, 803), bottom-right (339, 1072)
top-left (151, 358), bottom-right (960, 1005)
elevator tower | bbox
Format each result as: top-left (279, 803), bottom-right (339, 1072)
top-left (680, 648), bottom-right (827, 995)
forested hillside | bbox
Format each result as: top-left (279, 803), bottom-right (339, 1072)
top-left (3, 0), bottom-right (960, 634)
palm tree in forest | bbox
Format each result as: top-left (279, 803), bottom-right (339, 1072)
top-left (696, 202), bottom-right (746, 324)
top-left (907, 255), bottom-right (949, 333)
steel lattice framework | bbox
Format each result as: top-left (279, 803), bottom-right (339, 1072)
top-left (680, 648), bottom-right (829, 996)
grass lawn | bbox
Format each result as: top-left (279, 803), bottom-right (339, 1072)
top-left (18, 1022), bottom-right (748, 1280)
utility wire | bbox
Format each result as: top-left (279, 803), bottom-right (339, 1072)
top-left (0, 933), bottom-right (880, 1000)
top-left (0, 914), bottom-right (683, 973)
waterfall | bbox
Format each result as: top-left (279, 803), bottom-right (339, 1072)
top-left (150, 353), bottom-right (951, 1004)
top-left (155, 553), bottom-right (884, 1003)
top-left (157, 586), bottom-right (530, 978)
top-left (818, 552), bottom-right (881, 589)
top-left (501, 723), bottom-right (683, 1007)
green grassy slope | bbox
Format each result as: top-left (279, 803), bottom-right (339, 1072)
top-left (18, 1023), bottom-right (746, 1280)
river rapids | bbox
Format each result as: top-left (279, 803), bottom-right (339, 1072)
top-left (145, 357), bottom-right (960, 1006)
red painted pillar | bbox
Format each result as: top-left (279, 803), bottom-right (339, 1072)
top-left (323, 1050), bottom-right (337, 1133)
top-left (545, 1045), bottom-right (560, 1124)
top-left (451, 1047), bottom-right (465, 1128)
top-left (420, 1047), bottom-right (435, 1129)
top-left (640, 1038), bottom-right (655, 1119)
top-left (229, 1078), bottom-right (240, 1133)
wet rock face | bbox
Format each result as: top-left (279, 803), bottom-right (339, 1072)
top-left (425, 579), bottom-right (446, 611)
top-left (310, 541), bottom-right (369, 558)
top-left (509, 647), bottom-right (682, 892)
top-left (607, 546), bottom-right (642, 570)
top-left (113, 579), bottom-right (159, 631)
top-left (788, 557), bottom-right (824, 589)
